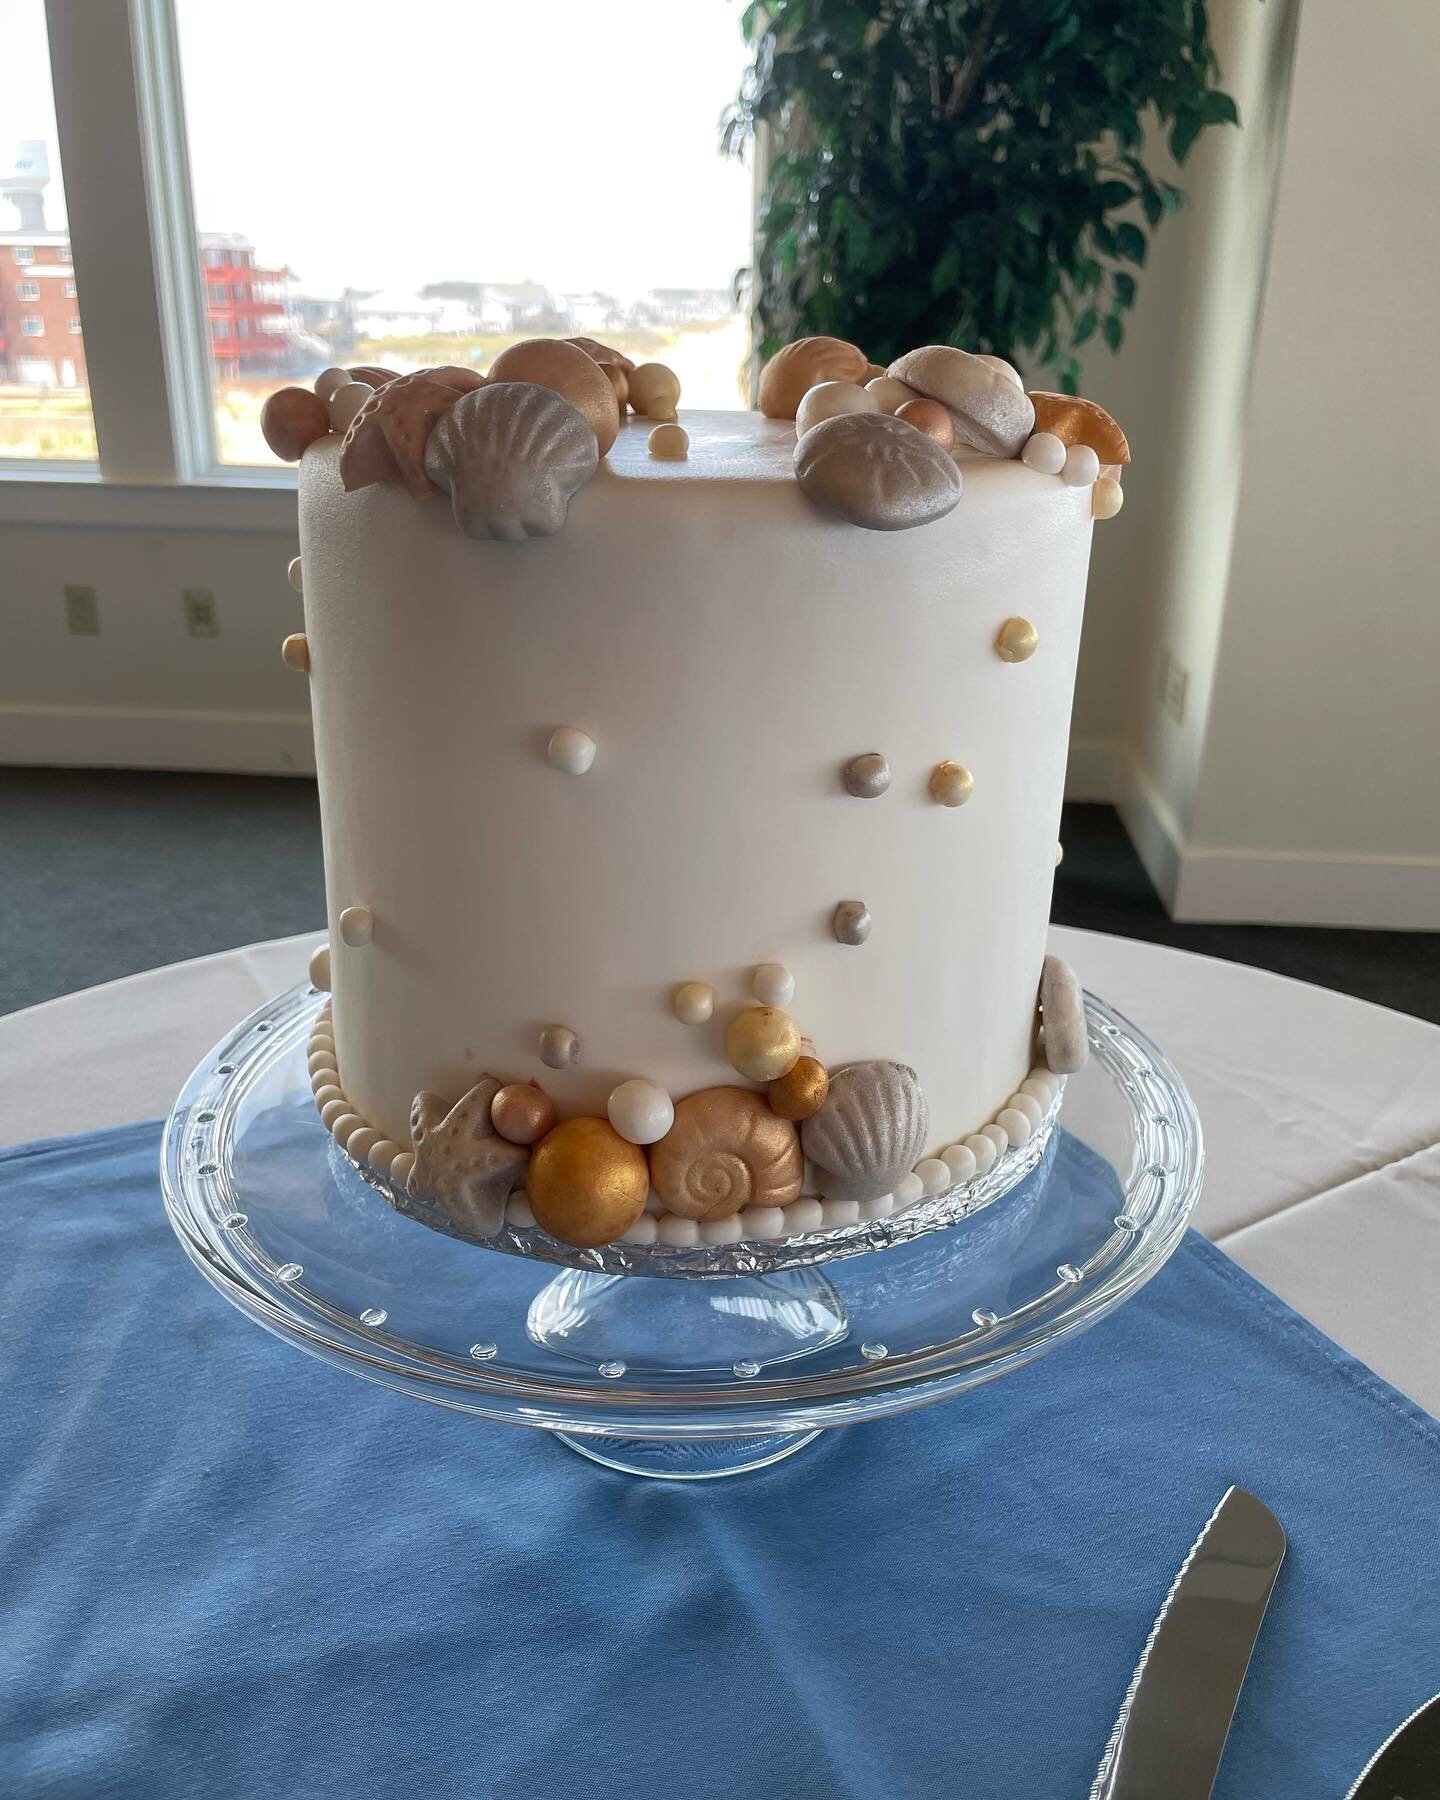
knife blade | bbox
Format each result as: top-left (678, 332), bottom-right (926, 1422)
top-left (1090, 1487), bottom-right (1286, 1800)
top-left (1345, 1691), bottom-right (1440, 1799)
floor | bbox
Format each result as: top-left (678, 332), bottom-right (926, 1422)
top-left (2, 767), bottom-right (1437, 1023)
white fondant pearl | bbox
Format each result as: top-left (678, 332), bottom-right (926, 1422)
top-left (1008, 1091), bottom-right (1045, 1128)
top-left (313, 1083), bottom-right (344, 1109)
top-left (859, 1192), bottom-right (895, 1221)
top-left (786, 1198), bottom-right (825, 1234)
top-left (996, 1107), bottom-right (1032, 1147)
top-left (607, 1079), bottom-right (675, 1146)
top-left (646, 422), bottom-right (689, 460)
top-left (538, 1025), bottom-right (581, 1069)
top-left (314, 366), bottom-right (351, 403)
top-left (657, 1213), bottom-right (701, 1248)
top-left (547, 726), bottom-right (596, 775)
top-left (964, 1132), bottom-right (997, 1175)
top-left (329, 1112), bottom-right (363, 1142)
top-left (338, 905), bottom-right (373, 947)
top-left (621, 1214), bottom-right (658, 1246)
top-left (892, 1171), bottom-right (925, 1210)
top-left (308, 1052), bottom-right (337, 1080)
top-left (308, 943), bottom-right (331, 991)
top-left (280, 633), bottom-right (310, 673)
top-left (320, 1098), bottom-right (350, 1130)
top-left (1020, 431), bottom-right (1066, 476)
top-left (1062, 443), bottom-right (1101, 487)
top-left (942, 1142), bottom-right (978, 1184)
top-left (741, 1205), bottom-right (787, 1240)
top-left (287, 557), bottom-right (304, 594)
top-left (863, 376), bottom-right (917, 414)
top-left (795, 379), bottom-right (880, 439)
top-left (701, 1214), bottom-right (744, 1246)
top-left (368, 1138), bottom-right (401, 1173)
top-left (818, 1198), bottom-right (860, 1229)
top-left (980, 1121), bottom-right (1009, 1155)
top-left (1020, 1073), bottom-right (1059, 1107)
top-left (751, 963), bottom-right (795, 1007)
top-left (327, 381), bottom-right (372, 434)
top-left (345, 1124), bottom-right (381, 1161)
top-left (1055, 842), bottom-right (1065, 866)
top-left (671, 981), bottom-right (714, 1025)
top-left (915, 1157), bottom-right (951, 1197)
top-left (507, 1194), bottom-right (536, 1228)
top-left (977, 354), bottom-right (1023, 389)
top-left (389, 1150), bottom-right (415, 1187)
top-left (1092, 476), bottom-right (1125, 520)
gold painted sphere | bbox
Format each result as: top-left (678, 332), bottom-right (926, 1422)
top-left (527, 1117), bottom-right (649, 1248)
top-left (768, 1056), bottom-right (830, 1121)
top-left (487, 338), bottom-right (621, 456)
top-left (724, 1007), bottom-right (802, 1083)
top-left (490, 1082), bottom-right (556, 1147)
top-left (929, 760), bottom-right (974, 807)
top-left (994, 617), bottom-right (1039, 663)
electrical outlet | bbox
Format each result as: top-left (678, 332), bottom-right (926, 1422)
top-left (64, 584), bottom-right (100, 635)
top-left (1164, 657), bottom-right (1189, 725)
top-left (183, 587), bottom-right (219, 638)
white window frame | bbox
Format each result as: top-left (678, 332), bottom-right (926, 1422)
top-left (17, 279), bottom-right (41, 300)
top-left (1, 0), bottom-right (760, 532)
top-left (13, 246), bottom-right (35, 264)
top-left (21, 317), bottom-right (46, 336)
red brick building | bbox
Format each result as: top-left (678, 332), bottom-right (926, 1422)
top-left (0, 231), bottom-right (84, 388)
top-left (199, 232), bottom-right (291, 379)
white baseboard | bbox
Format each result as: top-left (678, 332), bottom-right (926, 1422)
top-left (0, 703), bottom-right (316, 775)
top-left (1116, 746), bottom-right (1440, 930)
top-left (1064, 737), bottom-right (1121, 802)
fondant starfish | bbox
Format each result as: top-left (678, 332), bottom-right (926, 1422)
top-left (408, 1076), bottom-right (530, 1239)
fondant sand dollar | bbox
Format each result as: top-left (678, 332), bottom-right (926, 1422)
top-left (1039, 953), bottom-right (1088, 1073)
top-left (424, 384), bottom-right (599, 543)
top-left (488, 338), bottom-right (620, 456)
top-left (408, 1076), bottom-right (531, 1238)
top-left (527, 1116), bottom-right (649, 1247)
top-left (340, 372), bottom-right (464, 498)
top-left (886, 346), bottom-right (1035, 457)
top-left (794, 411), bottom-right (963, 532)
top-left (649, 1087), bottom-right (803, 1220)
top-left (801, 1060), bottom-right (929, 1205)
top-left (759, 337), bottom-right (869, 420)
top-left (261, 386), bottom-right (331, 462)
top-left (1027, 392), bottom-right (1130, 465)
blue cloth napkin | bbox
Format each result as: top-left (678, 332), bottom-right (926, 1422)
top-left (2, 1121), bottom-right (1437, 1800)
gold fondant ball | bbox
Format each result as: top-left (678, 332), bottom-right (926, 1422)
top-left (895, 397), bottom-right (956, 451)
top-left (994, 617), bottom-right (1039, 663)
top-left (768, 1056), bottom-right (830, 1121)
top-left (724, 1007), bottom-right (802, 1083)
top-left (260, 386), bottom-right (331, 462)
top-left (490, 1082), bottom-right (556, 1147)
top-left (527, 1117), bottom-right (649, 1248)
top-left (487, 338), bottom-right (620, 456)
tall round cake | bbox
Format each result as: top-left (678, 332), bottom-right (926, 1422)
top-left (265, 339), bottom-right (1128, 1252)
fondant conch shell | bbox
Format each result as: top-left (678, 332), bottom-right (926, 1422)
top-left (800, 1060), bottom-right (929, 1204)
top-left (649, 1087), bottom-right (804, 1221)
top-left (424, 383), bottom-right (600, 542)
top-left (408, 1075), bottom-right (530, 1238)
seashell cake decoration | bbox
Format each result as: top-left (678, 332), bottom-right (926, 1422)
top-left (409, 1077), bottom-right (531, 1239)
top-left (649, 1087), bottom-right (804, 1220)
top-left (800, 1061), bottom-right (929, 1205)
top-left (425, 385), bottom-right (600, 543)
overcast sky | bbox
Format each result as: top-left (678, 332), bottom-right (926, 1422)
top-left (3, 0), bottom-right (755, 298)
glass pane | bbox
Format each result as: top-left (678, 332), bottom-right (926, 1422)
top-left (0, 0), bottom-right (96, 461)
top-left (175, 0), bottom-right (754, 466)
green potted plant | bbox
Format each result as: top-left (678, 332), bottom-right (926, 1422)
top-left (725, 0), bottom-right (1238, 388)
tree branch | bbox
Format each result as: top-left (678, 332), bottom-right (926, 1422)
top-left (943, 0), bottom-right (1003, 120)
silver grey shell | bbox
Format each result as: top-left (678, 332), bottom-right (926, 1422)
top-left (424, 382), bottom-right (599, 542)
top-left (793, 411), bottom-right (963, 532)
top-left (800, 1059), bottom-right (929, 1203)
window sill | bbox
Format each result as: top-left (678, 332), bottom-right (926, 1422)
top-left (0, 468), bottom-right (297, 533)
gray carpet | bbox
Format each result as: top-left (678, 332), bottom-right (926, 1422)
top-left (2, 768), bottom-right (1436, 1023)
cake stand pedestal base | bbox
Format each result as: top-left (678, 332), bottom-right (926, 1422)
top-left (553, 1430), bottom-right (823, 1480)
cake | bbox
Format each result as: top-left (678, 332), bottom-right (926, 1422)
top-left (262, 336), bottom-right (1128, 1255)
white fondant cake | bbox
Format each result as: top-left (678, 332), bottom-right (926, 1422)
top-left (265, 339), bottom-right (1126, 1251)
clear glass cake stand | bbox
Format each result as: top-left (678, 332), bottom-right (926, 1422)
top-left (161, 984), bottom-right (1201, 1479)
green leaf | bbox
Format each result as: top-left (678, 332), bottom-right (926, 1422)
top-left (1103, 314), bottom-right (1124, 352)
top-left (1115, 222), bottom-right (1147, 265)
top-left (931, 244), bottom-right (963, 296)
top-left (1072, 308), bottom-right (1098, 346)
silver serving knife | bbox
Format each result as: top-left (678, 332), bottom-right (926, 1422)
top-left (1090, 1487), bottom-right (1286, 1799)
top-left (1345, 1691), bottom-right (1440, 1798)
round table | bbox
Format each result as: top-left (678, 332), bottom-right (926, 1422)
top-left (4, 926), bottom-right (1437, 1416)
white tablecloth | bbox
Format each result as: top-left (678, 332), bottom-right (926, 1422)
top-left (3, 927), bottom-right (1437, 1414)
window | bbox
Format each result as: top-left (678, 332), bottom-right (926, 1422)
top-left (0, 0), bottom-right (96, 459)
top-left (68, 317), bottom-right (82, 333)
top-left (207, 283), bottom-right (227, 303)
top-left (174, 0), bottom-right (753, 463)
top-left (212, 318), bottom-right (230, 338)
top-left (231, 283), bottom-right (245, 300)
top-left (64, 280), bottom-right (76, 297)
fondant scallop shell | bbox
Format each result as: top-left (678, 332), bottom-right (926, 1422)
top-left (800, 1060), bottom-right (929, 1204)
top-left (759, 336), bottom-right (870, 419)
top-left (424, 382), bottom-right (600, 542)
top-left (794, 411), bottom-right (963, 532)
top-left (649, 1086), bottom-right (803, 1221)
